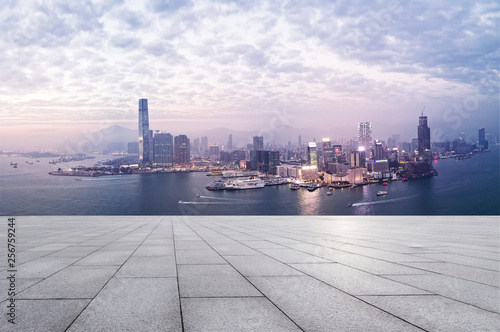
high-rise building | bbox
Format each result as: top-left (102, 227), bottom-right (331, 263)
top-left (153, 132), bottom-right (173, 165)
top-left (201, 136), bottom-right (208, 155)
top-left (373, 140), bottom-right (385, 160)
top-left (174, 135), bottom-right (190, 165)
top-left (417, 114), bottom-right (431, 161)
top-left (350, 148), bottom-right (366, 168)
top-left (138, 99), bottom-right (150, 164)
top-left (253, 136), bottom-right (264, 150)
top-left (307, 142), bottom-right (317, 167)
top-left (478, 127), bottom-right (488, 150)
top-left (227, 134), bottom-right (233, 151)
top-left (127, 142), bottom-right (139, 154)
top-left (322, 138), bottom-right (334, 171)
top-left (358, 122), bottom-right (372, 153)
top-left (209, 145), bottom-right (220, 158)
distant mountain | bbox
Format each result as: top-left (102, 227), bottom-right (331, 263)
top-left (58, 125), bottom-right (137, 154)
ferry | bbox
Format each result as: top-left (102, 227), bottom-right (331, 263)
top-left (225, 178), bottom-right (265, 190)
top-left (377, 191), bottom-right (388, 196)
top-left (307, 185), bottom-right (319, 192)
top-left (326, 191), bottom-right (333, 196)
top-left (290, 183), bottom-right (300, 190)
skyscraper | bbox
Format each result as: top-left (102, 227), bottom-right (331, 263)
top-left (153, 132), bottom-right (173, 165)
top-left (373, 140), bottom-right (385, 160)
top-left (358, 122), bottom-right (372, 154)
top-left (417, 114), bottom-right (431, 161)
top-left (322, 138), bottom-right (334, 171)
top-left (307, 142), bottom-right (317, 167)
top-left (227, 134), bottom-right (233, 151)
top-left (253, 136), bottom-right (264, 150)
top-left (478, 127), bottom-right (488, 150)
top-left (174, 135), bottom-right (190, 165)
top-left (138, 99), bottom-right (150, 164)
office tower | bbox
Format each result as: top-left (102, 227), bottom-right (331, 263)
top-left (149, 130), bottom-right (154, 162)
top-left (350, 148), bottom-right (366, 168)
top-left (138, 99), bottom-right (150, 164)
top-left (358, 122), bottom-right (372, 153)
top-left (478, 127), bottom-right (488, 149)
top-left (193, 138), bottom-right (200, 155)
top-left (307, 142), bottom-right (317, 167)
top-left (322, 138), bottom-right (334, 171)
top-left (417, 114), bottom-right (431, 161)
top-left (209, 145), bottom-right (220, 158)
top-left (267, 150), bottom-right (280, 175)
top-left (373, 140), bottom-right (385, 160)
top-left (201, 136), bottom-right (208, 155)
top-left (153, 132), bottom-right (173, 165)
top-left (227, 134), bottom-right (233, 151)
top-left (174, 135), bottom-right (190, 165)
top-left (298, 135), bottom-right (302, 147)
top-left (253, 136), bottom-right (264, 150)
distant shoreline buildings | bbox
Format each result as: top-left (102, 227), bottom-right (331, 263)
top-left (131, 99), bottom-right (492, 183)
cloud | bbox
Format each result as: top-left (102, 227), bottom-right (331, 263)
top-left (0, 0), bottom-right (498, 149)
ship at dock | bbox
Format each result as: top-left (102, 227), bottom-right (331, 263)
top-left (206, 178), bottom-right (265, 191)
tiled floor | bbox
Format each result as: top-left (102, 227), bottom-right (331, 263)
top-left (0, 216), bottom-right (499, 331)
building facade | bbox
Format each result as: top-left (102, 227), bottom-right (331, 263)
top-left (417, 115), bottom-right (431, 161)
top-left (358, 122), bottom-right (372, 154)
top-left (138, 99), bottom-right (150, 164)
top-left (174, 135), bottom-right (190, 165)
top-left (153, 132), bottom-right (173, 165)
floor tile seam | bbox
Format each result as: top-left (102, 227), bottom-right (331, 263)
top-left (410, 252), bottom-right (500, 264)
top-left (179, 295), bottom-right (265, 299)
top-left (377, 270), bottom-right (500, 288)
top-left (180, 219), bottom-right (306, 332)
top-left (194, 222), bottom-right (433, 332)
top-left (63, 218), bottom-right (165, 332)
top-left (376, 276), bottom-right (500, 314)
top-left (171, 216), bottom-right (186, 332)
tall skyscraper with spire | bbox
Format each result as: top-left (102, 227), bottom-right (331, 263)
top-left (138, 99), bottom-right (150, 164)
top-left (417, 114), bottom-right (431, 161)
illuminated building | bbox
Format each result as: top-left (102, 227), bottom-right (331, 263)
top-left (138, 98), bottom-right (150, 164)
top-left (307, 142), bottom-right (317, 167)
top-left (174, 135), bottom-right (190, 165)
top-left (417, 114), bottom-right (431, 161)
top-left (358, 122), bottom-right (372, 154)
top-left (153, 132), bottom-right (173, 165)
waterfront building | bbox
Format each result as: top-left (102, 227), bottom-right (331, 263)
top-left (367, 159), bottom-right (389, 172)
top-left (153, 132), bottom-right (173, 166)
top-left (174, 135), bottom-right (190, 165)
top-left (138, 98), bottom-right (150, 164)
top-left (253, 136), bottom-right (264, 150)
top-left (307, 142), bottom-right (318, 167)
top-left (478, 127), bottom-right (489, 150)
top-left (417, 114), bottom-right (431, 161)
top-left (358, 122), bottom-right (372, 154)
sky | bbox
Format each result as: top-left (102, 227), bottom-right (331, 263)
top-left (0, 0), bottom-right (498, 150)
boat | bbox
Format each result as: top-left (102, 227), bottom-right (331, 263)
top-left (290, 183), bottom-right (300, 190)
top-left (402, 177), bottom-right (408, 181)
top-left (225, 178), bottom-right (265, 190)
top-left (13, 165), bottom-right (17, 168)
top-left (347, 203), bottom-right (353, 207)
top-left (377, 191), bottom-right (388, 196)
top-left (178, 200), bottom-right (184, 204)
top-left (326, 191), bottom-right (332, 196)
top-left (382, 182), bottom-right (388, 186)
top-left (75, 178), bottom-right (82, 181)
top-left (205, 180), bottom-right (226, 191)
top-left (307, 185), bottom-right (319, 192)
top-left (332, 182), bottom-right (351, 189)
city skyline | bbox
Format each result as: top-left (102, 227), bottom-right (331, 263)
top-left (0, 1), bottom-right (498, 149)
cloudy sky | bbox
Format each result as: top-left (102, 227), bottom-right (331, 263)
top-left (0, 0), bottom-right (498, 149)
